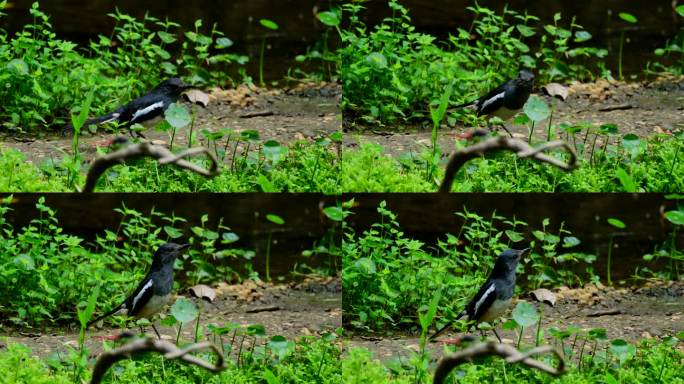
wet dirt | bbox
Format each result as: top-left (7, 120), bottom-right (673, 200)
top-left (0, 277), bottom-right (341, 358)
top-left (345, 280), bottom-right (684, 363)
top-left (0, 82), bottom-right (341, 166)
top-left (342, 77), bottom-right (684, 159)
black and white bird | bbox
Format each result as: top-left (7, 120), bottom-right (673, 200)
top-left (430, 248), bottom-right (530, 343)
top-left (88, 242), bottom-right (189, 338)
top-left (453, 70), bottom-right (535, 136)
top-left (64, 77), bottom-right (191, 137)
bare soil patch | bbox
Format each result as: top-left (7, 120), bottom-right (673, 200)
top-left (0, 277), bottom-right (341, 358)
top-left (345, 280), bottom-right (684, 362)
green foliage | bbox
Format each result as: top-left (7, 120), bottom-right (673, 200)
top-left (0, 333), bottom-right (342, 383)
top-left (0, 2), bottom-right (247, 132)
top-left (0, 198), bottom-right (252, 327)
top-left (339, 1), bottom-right (607, 126)
top-left (650, 5), bottom-right (684, 75)
top-left (342, 202), bottom-right (596, 331)
top-left (1, 128), bottom-right (684, 192)
top-left (341, 334), bottom-right (683, 383)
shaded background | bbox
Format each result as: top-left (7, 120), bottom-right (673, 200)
top-left (1, 194), bottom-right (341, 277)
top-left (2, 0), bottom-right (339, 81)
top-left (343, 193), bottom-right (684, 280)
top-left (356, 0), bottom-right (683, 75)
top-left (3, 1), bottom-right (682, 80)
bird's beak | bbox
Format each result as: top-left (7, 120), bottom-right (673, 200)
top-left (518, 247), bottom-right (531, 259)
top-left (178, 243), bottom-right (190, 251)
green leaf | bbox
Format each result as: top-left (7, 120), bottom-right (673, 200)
top-left (523, 95), bottom-right (550, 122)
top-left (247, 324), bottom-right (266, 336)
top-left (318, 11), bottom-right (341, 27)
top-left (664, 210), bottom-right (684, 226)
top-left (216, 37), bottom-right (233, 49)
top-left (512, 301), bottom-right (539, 328)
top-left (607, 218), bottom-right (626, 229)
top-left (618, 12), bottom-right (637, 24)
top-left (563, 236), bottom-right (581, 248)
top-left (677, 5), bottom-right (684, 18)
top-left (574, 30), bottom-right (592, 42)
top-left (257, 174), bottom-right (276, 192)
top-left (260, 19), bottom-right (279, 30)
top-left (170, 297), bottom-right (198, 324)
top-left (604, 372), bottom-right (619, 384)
top-left (266, 214), bottom-right (285, 225)
top-left (13, 254), bottom-right (35, 270)
top-left (323, 206), bottom-right (345, 222)
top-left (165, 103), bottom-right (191, 128)
top-left (163, 226), bottom-right (183, 239)
top-left (609, 339), bottom-right (636, 364)
top-left (366, 52), bottom-right (388, 70)
top-left (6, 59), bottom-right (29, 76)
top-left (516, 24), bottom-right (536, 37)
top-left (354, 258), bottom-right (376, 275)
top-left (268, 335), bottom-right (294, 360)
top-left (263, 140), bottom-right (287, 164)
top-left (222, 232), bottom-right (240, 243)
top-left (615, 168), bottom-right (636, 192)
top-left (263, 368), bottom-right (281, 384)
top-left (505, 230), bottom-right (524, 242)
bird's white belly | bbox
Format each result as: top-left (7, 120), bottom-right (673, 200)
top-left (134, 294), bottom-right (170, 319)
top-left (479, 298), bottom-right (512, 323)
top-left (489, 106), bottom-right (518, 121)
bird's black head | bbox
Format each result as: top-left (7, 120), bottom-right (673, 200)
top-left (156, 78), bottom-right (192, 95)
top-left (152, 242), bottom-right (190, 268)
top-left (493, 248), bottom-right (530, 274)
top-left (515, 70), bottom-right (535, 88)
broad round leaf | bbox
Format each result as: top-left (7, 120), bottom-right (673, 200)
top-left (354, 258), bottom-right (376, 275)
top-left (165, 103), bottom-right (191, 129)
top-left (523, 95), bottom-right (550, 122)
top-left (170, 297), bottom-right (198, 324)
top-left (609, 339), bottom-right (636, 364)
top-left (366, 52), bottom-right (388, 70)
top-left (512, 301), bottom-right (539, 327)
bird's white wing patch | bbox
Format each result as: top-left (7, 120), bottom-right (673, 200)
top-left (100, 113), bottom-right (120, 125)
top-left (131, 101), bottom-right (164, 122)
top-left (473, 283), bottom-right (496, 317)
top-left (481, 92), bottom-right (505, 110)
top-left (131, 279), bottom-right (153, 311)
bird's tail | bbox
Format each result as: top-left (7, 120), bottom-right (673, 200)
top-left (87, 302), bottom-right (125, 327)
top-left (429, 310), bottom-right (465, 341)
top-left (61, 112), bottom-right (118, 136)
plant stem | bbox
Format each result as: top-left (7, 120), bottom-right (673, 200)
top-left (619, 30), bottom-right (625, 80)
top-left (528, 121), bottom-right (535, 144)
top-left (259, 38), bottom-right (267, 87)
top-left (266, 230), bottom-right (272, 281)
top-left (607, 236), bottom-right (614, 285)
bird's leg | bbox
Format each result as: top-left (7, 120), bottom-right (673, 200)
top-left (492, 328), bottom-right (503, 343)
top-left (151, 323), bottom-right (162, 339)
top-left (498, 123), bottom-right (514, 138)
top-left (139, 325), bottom-right (145, 336)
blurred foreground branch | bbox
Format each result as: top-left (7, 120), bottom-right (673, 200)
top-left (90, 336), bottom-right (225, 384)
top-left (433, 337), bottom-right (566, 384)
top-left (81, 141), bottom-right (219, 192)
top-left (439, 137), bottom-right (577, 192)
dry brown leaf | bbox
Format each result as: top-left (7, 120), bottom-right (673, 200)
top-left (185, 89), bottom-right (210, 107)
top-left (542, 83), bottom-right (569, 101)
top-left (530, 288), bottom-right (557, 306)
top-left (189, 284), bottom-right (216, 302)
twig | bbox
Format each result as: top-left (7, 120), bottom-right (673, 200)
top-left (586, 309), bottom-right (623, 317)
top-left (439, 137), bottom-right (577, 192)
top-left (433, 339), bottom-right (566, 384)
top-left (239, 110), bottom-right (274, 118)
top-left (90, 337), bottom-right (225, 384)
top-left (81, 142), bottom-right (219, 192)
top-left (598, 104), bottom-right (632, 112)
